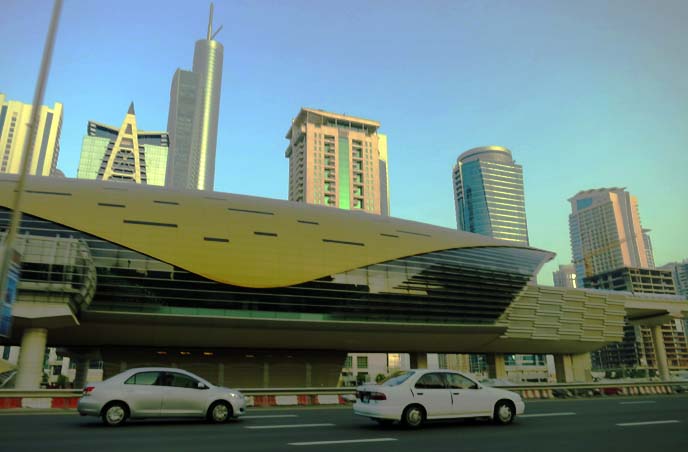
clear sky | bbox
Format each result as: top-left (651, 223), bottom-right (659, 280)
top-left (1, 0), bottom-right (687, 284)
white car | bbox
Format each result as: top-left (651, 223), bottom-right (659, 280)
top-left (354, 369), bottom-right (524, 428)
top-left (77, 367), bottom-right (246, 426)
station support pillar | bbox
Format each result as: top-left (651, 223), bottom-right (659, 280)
top-left (486, 353), bottom-right (507, 379)
top-left (15, 328), bottom-right (48, 389)
top-left (554, 353), bottom-right (592, 383)
top-left (409, 353), bottom-right (428, 369)
top-left (651, 325), bottom-right (670, 381)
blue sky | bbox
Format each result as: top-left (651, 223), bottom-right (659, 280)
top-left (1, 0), bottom-right (687, 284)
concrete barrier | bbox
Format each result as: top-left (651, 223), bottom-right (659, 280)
top-left (1, 381), bottom-right (686, 410)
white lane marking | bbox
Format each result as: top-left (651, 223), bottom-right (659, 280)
top-left (243, 414), bottom-right (299, 419)
top-left (620, 401), bottom-right (656, 405)
top-left (520, 412), bottom-right (576, 418)
top-left (617, 420), bottom-right (680, 427)
top-left (289, 438), bottom-right (398, 446)
top-left (245, 423), bottom-right (335, 429)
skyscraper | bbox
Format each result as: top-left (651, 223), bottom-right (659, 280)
top-left (166, 4), bottom-right (224, 191)
top-left (452, 146), bottom-right (529, 245)
top-left (568, 187), bottom-right (649, 286)
top-left (0, 93), bottom-right (62, 176)
top-left (660, 260), bottom-right (688, 299)
top-left (77, 103), bottom-right (169, 186)
top-left (285, 108), bottom-right (390, 215)
top-left (553, 264), bottom-right (577, 288)
top-left (642, 229), bottom-right (656, 269)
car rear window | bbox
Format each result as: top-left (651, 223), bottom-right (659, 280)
top-left (382, 371), bottom-right (415, 386)
top-left (125, 371), bottom-right (160, 385)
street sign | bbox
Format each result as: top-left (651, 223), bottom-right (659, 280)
top-left (0, 246), bottom-right (21, 338)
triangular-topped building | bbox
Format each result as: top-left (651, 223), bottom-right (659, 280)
top-left (77, 103), bottom-right (169, 185)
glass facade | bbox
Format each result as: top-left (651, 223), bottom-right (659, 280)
top-left (453, 147), bottom-right (529, 246)
top-left (337, 136), bottom-right (350, 209)
top-left (1, 209), bottom-right (551, 326)
top-left (77, 136), bottom-right (110, 179)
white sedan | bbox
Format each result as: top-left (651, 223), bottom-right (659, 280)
top-left (354, 369), bottom-right (524, 428)
top-left (77, 367), bottom-right (246, 426)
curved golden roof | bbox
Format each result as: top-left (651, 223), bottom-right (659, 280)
top-left (0, 176), bottom-right (553, 288)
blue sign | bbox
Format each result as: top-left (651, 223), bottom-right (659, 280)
top-left (0, 248), bottom-right (21, 338)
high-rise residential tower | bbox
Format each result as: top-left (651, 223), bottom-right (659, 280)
top-left (285, 108), bottom-right (390, 215)
top-left (568, 187), bottom-right (650, 286)
top-left (77, 103), bottom-right (169, 186)
top-left (166, 4), bottom-right (223, 191)
top-left (452, 146), bottom-right (529, 245)
top-left (660, 260), bottom-right (688, 299)
top-left (553, 264), bottom-right (577, 288)
top-left (0, 93), bottom-right (62, 176)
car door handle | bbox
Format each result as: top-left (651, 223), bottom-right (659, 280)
top-left (452, 392), bottom-right (460, 395)
top-left (416, 392), bottom-right (423, 395)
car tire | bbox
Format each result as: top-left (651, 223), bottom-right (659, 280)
top-left (401, 404), bottom-right (425, 428)
top-left (493, 400), bottom-right (515, 425)
top-left (208, 401), bottom-right (233, 423)
top-left (102, 402), bottom-right (129, 427)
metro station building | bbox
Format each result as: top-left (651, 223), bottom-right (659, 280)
top-left (1, 176), bottom-right (686, 389)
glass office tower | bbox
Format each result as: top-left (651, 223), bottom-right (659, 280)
top-left (166, 7), bottom-right (223, 191)
top-left (453, 146), bottom-right (529, 246)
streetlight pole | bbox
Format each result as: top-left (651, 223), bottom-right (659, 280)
top-left (0, 0), bottom-right (63, 336)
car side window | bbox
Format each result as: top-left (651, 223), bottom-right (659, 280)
top-left (415, 373), bottom-right (446, 389)
top-left (124, 371), bottom-right (161, 385)
top-left (445, 373), bottom-right (476, 389)
top-left (168, 373), bottom-right (200, 389)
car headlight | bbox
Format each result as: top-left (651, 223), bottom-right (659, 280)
top-left (228, 392), bottom-right (243, 399)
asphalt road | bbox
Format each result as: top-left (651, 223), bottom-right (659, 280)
top-left (2, 396), bottom-right (687, 452)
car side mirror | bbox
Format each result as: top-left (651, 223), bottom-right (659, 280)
top-left (197, 382), bottom-right (209, 390)
top-left (471, 383), bottom-right (481, 390)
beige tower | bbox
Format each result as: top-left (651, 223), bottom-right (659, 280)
top-left (569, 187), bottom-right (649, 285)
top-left (285, 108), bottom-right (390, 215)
top-left (0, 93), bottom-right (63, 176)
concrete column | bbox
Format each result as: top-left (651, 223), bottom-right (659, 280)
top-left (262, 362), bottom-right (270, 388)
top-left (305, 362), bottom-right (312, 387)
top-left (554, 354), bottom-right (574, 383)
top-left (651, 325), bottom-right (670, 381)
top-left (554, 353), bottom-right (592, 383)
top-left (571, 353), bottom-right (592, 382)
top-left (409, 353), bottom-right (428, 369)
top-left (73, 359), bottom-right (90, 389)
top-left (15, 328), bottom-right (48, 390)
top-left (486, 354), bottom-right (507, 379)
top-left (218, 363), bottom-right (224, 386)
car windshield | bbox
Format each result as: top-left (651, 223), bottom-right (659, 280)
top-left (381, 371), bottom-right (415, 386)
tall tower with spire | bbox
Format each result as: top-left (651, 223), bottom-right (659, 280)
top-left (166, 3), bottom-right (224, 191)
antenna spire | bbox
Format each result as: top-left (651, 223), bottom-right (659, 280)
top-left (207, 3), bottom-right (214, 40)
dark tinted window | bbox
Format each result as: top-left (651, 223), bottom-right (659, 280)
top-left (415, 373), bottom-right (446, 389)
top-left (168, 373), bottom-right (200, 388)
top-left (124, 371), bottom-right (160, 385)
top-left (445, 373), bottom-right (476, 389)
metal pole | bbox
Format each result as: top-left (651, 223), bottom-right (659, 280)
top-left (0, 0), bottom-right (63, 322)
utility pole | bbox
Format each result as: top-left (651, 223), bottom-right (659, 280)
top-left (0, 0), bottom-right (63, 337)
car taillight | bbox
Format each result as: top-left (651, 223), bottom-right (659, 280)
top-left (369, 392), bottom-right (387, 401)
top-left (82, 386), bottom-right (95, 396)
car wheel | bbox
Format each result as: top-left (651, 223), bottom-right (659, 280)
top-left (208, 401), bottom-right (232, 423)
top-left (493, 400), bottom-right (515, 425)
top-left (102, 402), bottom-right (128, 427)
top-left (402, 405), bottom-right (425, 428)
